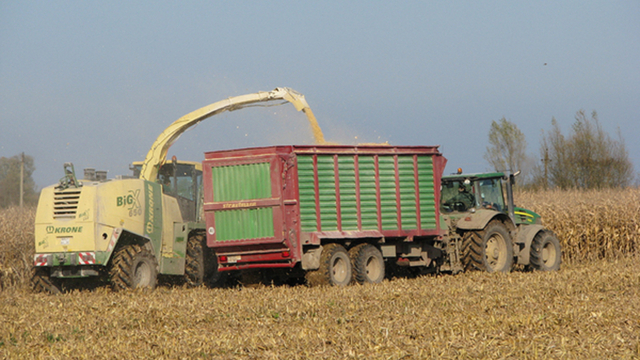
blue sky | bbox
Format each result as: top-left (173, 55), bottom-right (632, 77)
top-left (1, 1), bottom-right (639, 188)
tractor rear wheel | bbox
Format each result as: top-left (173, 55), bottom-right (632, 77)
top-left (31, 267), bottom-right (62, 294)
top-left (306, 243), bottom-right (352, 287)
top-left (350, 244), bottom-right (385, 284)
top-left (462, 220), bottom-right (514, 273)
top-left (110, 244), bottom-right (158, 291)
top-left (529, 231), bottom-right (562, 271)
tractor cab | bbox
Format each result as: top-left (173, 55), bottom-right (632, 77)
top-left (131, 159), bottom-right (203, 222)
top-left (441, 170), bottom-right (541, 225)
top-left (441, 172), bottom-right (507, 212)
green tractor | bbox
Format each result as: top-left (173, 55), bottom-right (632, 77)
top-left (440, 171), bottom-right (561, 273)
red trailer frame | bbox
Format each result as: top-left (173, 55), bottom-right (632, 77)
top-left (203, 145), bottom-right (447, 271)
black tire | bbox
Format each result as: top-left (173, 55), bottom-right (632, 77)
top-left (239, 269), bottom-right (264, 287)
top-left (110, 244), bottom-right (158, 291)
top-left (184, 234), bottom-right (205, 287)
top-left (202, 244), bottom-right (226, 287)
top-left (305, 243), bottom-right (352, 287)
top-left (529, 231), bottom-right (562, 271)
top-left (31, 267), bottom-right (62, 294)
top-left (462, 220), bottom-right (514, 273)
top-left (349, 244), bottom-right (385, 284)
top-left (185, 232), bottom-right (226, 287)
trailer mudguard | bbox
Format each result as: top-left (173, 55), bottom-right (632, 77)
top-left (514, 224), bottom-right (544, 265)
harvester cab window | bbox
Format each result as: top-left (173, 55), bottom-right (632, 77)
top-left (157, 163), bottom-right (202, 201)
top-left (478, 178), bottom-right (505, 211)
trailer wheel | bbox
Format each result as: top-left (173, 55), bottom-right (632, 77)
top-left (529, 231), bottom-right (562, 271)
top-left (31, 267), bottom-right (62, 294)
top-left (462, 220), bottom-right (513, 273)
top-left (350, 244), bottom-right (385, 284)
top-left (306, 243), bottom-right (352, 286)
top-left (110, 244), bottom-right (158, 291)
top-left (184, 234), bottom-right (205, 287)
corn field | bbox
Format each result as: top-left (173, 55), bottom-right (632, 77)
top-left (0, 206), bottom-right (35, 290)
top-left (516, 188), bottom-right (640, 261)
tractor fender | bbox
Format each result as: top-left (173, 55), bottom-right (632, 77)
top-left (454, 209), bottom-right (509, 231)
top-left (514, 224), bottom-right (545, 265)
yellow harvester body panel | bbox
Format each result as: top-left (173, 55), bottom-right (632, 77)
top-left (35, 178), bottom-right (174, 259)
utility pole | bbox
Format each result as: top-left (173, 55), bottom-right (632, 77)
top-left (20, 152), bottom-right (25, 208)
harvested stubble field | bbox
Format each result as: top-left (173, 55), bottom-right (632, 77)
top-left (1, 260), bottom-right (640, 359)
top-left (1, 188), bottom-right (640, 359)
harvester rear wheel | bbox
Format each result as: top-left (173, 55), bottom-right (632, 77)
top-left (306, 243), bottom-right (352, 287)
top-left (529, 231), bottom-right (562, 271)
top-left (110, 244), bottom-right (158, 291)
top-left (31, 267), bottom-right (62, 294)
top-left (184, 234), bottom-right (205, 287)
top-left (461, 220), bottom-right (513, 273)
top-left (350, 243), bottom-right (385, 284)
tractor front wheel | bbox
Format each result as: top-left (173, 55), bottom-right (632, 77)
top-left (110, 244), bottom-right (158, 291)
top-left (529, 231), bottom-right (562, 271)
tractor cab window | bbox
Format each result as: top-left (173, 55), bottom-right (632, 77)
top-left (441, 180), bottom-right (477, 212)
top-left (478, 178), bottom-right (505, 211)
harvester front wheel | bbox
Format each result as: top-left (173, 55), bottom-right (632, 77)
top-left (306, 243), bottom-right (352, 286)
top-left (529, 231), bottom-right (562, 271)
top-left (462, 220), bottom-right (514, 273)
top-left (110, 244), bottom-right (158, 291)
top-left (350, 243), bottom-right (385, 284)
top-left (31, 267), bottom-right (62, 294)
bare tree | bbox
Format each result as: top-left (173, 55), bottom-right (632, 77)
top-left (0, 154), bottom-right (38, 207)
top-left (484, 117), bottom-right (530, 177)
top-left (538, 110), bottom-right (634, 189)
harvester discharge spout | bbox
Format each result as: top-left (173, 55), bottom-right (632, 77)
top-left (139, 87), bottom-right (324, 181)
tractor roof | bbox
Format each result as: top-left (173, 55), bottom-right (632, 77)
top-left (441, 172), bottom-right (507, 182)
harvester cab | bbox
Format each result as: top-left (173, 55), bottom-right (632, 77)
top-left (131, 159), bottom-right (203, 222)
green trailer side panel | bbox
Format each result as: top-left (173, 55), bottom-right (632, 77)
top-left (417, 156), bottom-right (437, 229)
top-left (210, 162), bottom-right (271, 201)
top-left (317, 155), bottom-right (338, 231)
top-left (296, 153), bottom-right (437, 234)
top-left (358, 156), bottom-right (378, 230)
top-left (398, 156), bottom-right (418, 229)
top-left (210, 162), bottom-right (275, 241)
top-left (378, 156), bottom-right (398, 230)
top-left (337, 156), bottom-right (358, 231)
top-left (214, 208), bottom-right (274, 241)
top-left (297, 156), bottom-right (317, 232)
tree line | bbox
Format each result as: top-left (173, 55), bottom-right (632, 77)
top-left (0, 154), bottom-right (39, 208)
top-left (1, 109), bottom-right (635, 208)
top-left (484, 110), bottom-right (635, 190)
